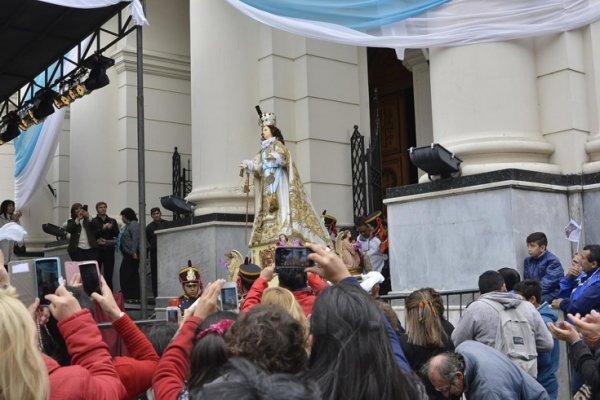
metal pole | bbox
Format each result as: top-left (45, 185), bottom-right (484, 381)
top-left (136, 1), bottom-right (148, 318)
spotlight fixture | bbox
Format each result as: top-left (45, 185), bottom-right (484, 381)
top-left (30, 89), bottom-right (57, 120)
top-left (0, 112), bottom-right (21, 145)
top-left (15, 89), bottom-right (59, 131)
top-left (160, 195), bottom-right (194, 215)
top-left (408, 143), bottom-right (462, 180)
top-left (53, 92), bottom-right (71, 109)
top-left (53, 82), bottom-right (74, 109)
top-left (82, 54), bottom-right (115, 92)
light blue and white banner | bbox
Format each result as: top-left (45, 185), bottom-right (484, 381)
top-left (236, 0), bottom-right (449, 30)
top-left (226, 0), bottom-right (600, 58)
top-left (13, 64), bottom-right (67, 210)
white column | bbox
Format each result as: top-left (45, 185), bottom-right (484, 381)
top-left (535, 31), bottom-right (589, 174)
top-left (583, 21), bottom-right (600, 173)
top-left (429, 40), bottom-right (559, 177)
top-left (186, 0), bottom-right (261, 215)
top-left (403, 49), bottom-right (433, 180)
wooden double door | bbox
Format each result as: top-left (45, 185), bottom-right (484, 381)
top-left (367, 48), bottom-right (418, 200)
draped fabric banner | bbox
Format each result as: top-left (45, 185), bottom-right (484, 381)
top-left (38, 0), bottom-right (148, 25)
top-left (238, 0), bottom-right (449, 30)
top-left (226, 0), bottom-right (600, 58)
top-left (14, 69), bottom-right (68, 210)
top-left (14, 110), bottom-right (67, 210)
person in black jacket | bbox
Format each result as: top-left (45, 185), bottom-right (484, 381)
top-left (91, 201), bottom-right (120, 290)
top-left (65, 203), bottom-right (97, 262)
top-left (146, 207), bottom-right (167, 298)
top-left (119, 207), bottom-right (140, 302)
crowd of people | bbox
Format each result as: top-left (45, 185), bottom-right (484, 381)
top-left (2, 197), bottom-right (600, 399)
top-left (0, 200), bottom-right (170, 303)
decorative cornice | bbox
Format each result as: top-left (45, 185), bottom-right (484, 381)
top-left (402, 49), bottom-right (428, 72)
top-left (112, 47), bottom-right (190, 80)
top-left (385, 168), bottom-right (600, 202)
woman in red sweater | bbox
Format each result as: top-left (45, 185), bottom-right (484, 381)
top-left (91, 276), bottom-right (160, 399)
top-left (153, 279), bottom-right (227, 400)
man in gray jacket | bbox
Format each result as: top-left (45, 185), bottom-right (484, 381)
top-left (424, 340), bottom-right (550, 400)
top-left (452, 270), bottom-right (554, 373)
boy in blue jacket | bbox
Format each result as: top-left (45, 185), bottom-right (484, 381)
top-left (515, 279), bottom-right (559, 400)
top-left (524, 232), bottom-right (564, 303)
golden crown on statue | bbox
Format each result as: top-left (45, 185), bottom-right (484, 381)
top-left (258, 112), bottom-right (276, 128)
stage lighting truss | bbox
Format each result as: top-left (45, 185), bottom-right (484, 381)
top-left (3, 53), bottom-right (116, 137)
top-left (53, 69), bottom-right (88, 109)
top-left (51, 55), bottom-right (114, 109)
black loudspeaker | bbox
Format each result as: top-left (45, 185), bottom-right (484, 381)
top-left (408, 143), bottom-right (462, 180)
top-left (160, 195), bottom-right (194, 215)
top-left (42, 223), bottom-right (67, 240)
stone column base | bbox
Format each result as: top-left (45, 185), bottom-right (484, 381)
top-left (155, 218), bottom-right (250, 309)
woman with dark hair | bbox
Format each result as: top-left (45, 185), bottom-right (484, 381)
top-left (399, 288), bottom-right (455, 399)
top-left (0, 199), bottom-right (22, 264)
top-left (302, 242), bottom-right (424, 400)
top-left (190, 358), bottom-right (320, 400)
top-left (153, 280), bottom-right (229, 400)
top-left (306, 282), bottom-right (423, 400)
top-left (119, 207), bottom-right (140, 301)
top-left (144, 323), bottom-right (178, 358)
top-left (188, 311), bottom-right (238, 390)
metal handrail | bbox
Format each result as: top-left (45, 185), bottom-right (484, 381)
top-left (379, 288), bottom-right (480, 321)
top-left (379, 288), bottom-right (479, 300)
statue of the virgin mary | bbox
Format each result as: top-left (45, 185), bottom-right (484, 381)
top-left (240, 108), bottom-right (332, 265)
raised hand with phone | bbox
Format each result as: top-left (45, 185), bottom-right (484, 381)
top-left (305, 242), bottom-right (351, 284)
top-left (91, 275), bottom-right (123, 321)
top-left (44, 285), bottom-right (82, 321)
top-left (90, 274), bottom-right (160, 399)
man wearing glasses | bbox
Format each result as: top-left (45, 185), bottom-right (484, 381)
top-left (423, 340), bottom-right (549, 399)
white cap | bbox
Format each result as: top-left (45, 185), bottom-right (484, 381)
top-left (360, 271), bottom-right (385, 293)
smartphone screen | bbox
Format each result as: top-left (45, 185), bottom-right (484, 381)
top-left (166, 307), bottom-right (180, 323)
top-left (220, 285), bottom-right (239, 312)
top-left (275, 247), bottom-right (314, 272)
top-left (79, 263), bottom-right (101, 296)
top-left (9, 260), bottom-right (36, 306)
top-left (35, 259), bottom-right (60, 305)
